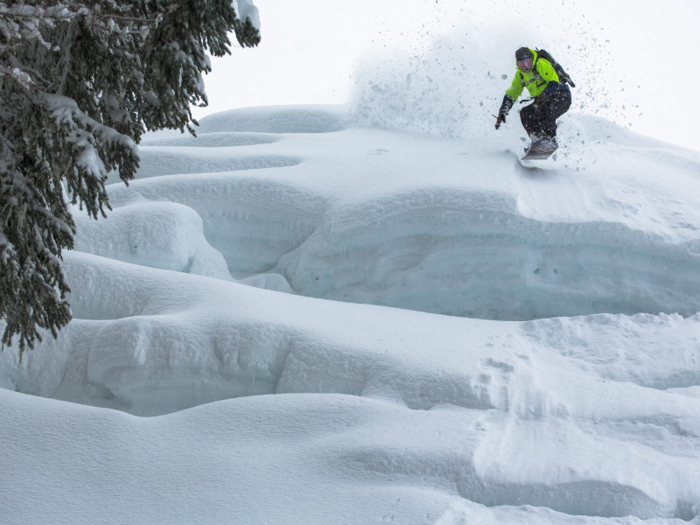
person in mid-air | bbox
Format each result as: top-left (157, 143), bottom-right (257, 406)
top-left (495, 47), bottom-right (572, 155)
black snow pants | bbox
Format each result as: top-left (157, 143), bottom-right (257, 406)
top-left (520, 83), bottom-right (572, 140)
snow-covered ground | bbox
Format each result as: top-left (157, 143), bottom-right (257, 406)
top-left (2, 105), bottom-right (700, 524)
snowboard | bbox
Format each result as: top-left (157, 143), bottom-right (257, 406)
top-left (521, 139), bottom-right (558, 161)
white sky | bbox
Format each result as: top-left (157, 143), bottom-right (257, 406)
top-left (194, 0), bottom-right (700, 151)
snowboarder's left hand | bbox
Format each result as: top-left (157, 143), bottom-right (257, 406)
top-left (535, 93), bottom-right (548, 107)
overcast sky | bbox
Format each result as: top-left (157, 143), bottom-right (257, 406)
top-left (194, 0), bottom-right (700, 151)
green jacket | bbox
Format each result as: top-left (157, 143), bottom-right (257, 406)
top-left (506, 48), bottom-right (560, 100)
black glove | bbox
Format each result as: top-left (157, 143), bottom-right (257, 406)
top-left (495, 113), bottom-right (506, 129)
top-left (495, 95), bottom-right (514, 129)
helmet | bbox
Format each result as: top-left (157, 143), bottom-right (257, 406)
top-left (515, 47), bottom-right (534, 72)
top-left (515, 47), bottom-right (533, 61)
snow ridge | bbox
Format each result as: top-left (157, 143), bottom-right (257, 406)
top-left (279, 190), bottom-right (700, 320)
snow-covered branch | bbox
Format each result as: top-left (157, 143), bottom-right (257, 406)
top-left (0, 0), bottom-right (260, 354)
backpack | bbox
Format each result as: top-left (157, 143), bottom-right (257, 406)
top-left (535, 48), bottom-right (576, 88)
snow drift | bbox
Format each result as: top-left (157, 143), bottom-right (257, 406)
top-left (2, 105), bottom-right (700, 524)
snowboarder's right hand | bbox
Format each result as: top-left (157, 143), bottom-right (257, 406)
top-left (496, 95), bottom-right (515, 130)
top-left (495, 113), bottom-right (506, 129)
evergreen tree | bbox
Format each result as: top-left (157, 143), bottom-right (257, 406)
top-left (0, 0), bottom-right (260, 355)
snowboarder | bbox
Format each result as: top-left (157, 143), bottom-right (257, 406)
top-left (495, 47), bottom-right (572, 159)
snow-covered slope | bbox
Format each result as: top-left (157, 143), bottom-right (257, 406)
top-left (2, 105), bottom-right (700, 524)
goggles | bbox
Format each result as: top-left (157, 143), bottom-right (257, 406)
top-left (517, 58), bottom-right (533, 70)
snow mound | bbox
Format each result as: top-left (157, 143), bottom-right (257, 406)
top-left (74, 202), bottom-right (231, 280)
top-left (140, 131), bottom-right (280, 148)
top-left (195, 105), bottom-right (351, 133)
top-left (105, 172), bottom-right (329, 278)
top-left (2, 272), bottom-right (700, 520)
top-left (4, 252), bottom-right (700, 422)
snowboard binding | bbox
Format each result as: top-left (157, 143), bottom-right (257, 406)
top-left (522, 138), bottom-right (558, 160)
